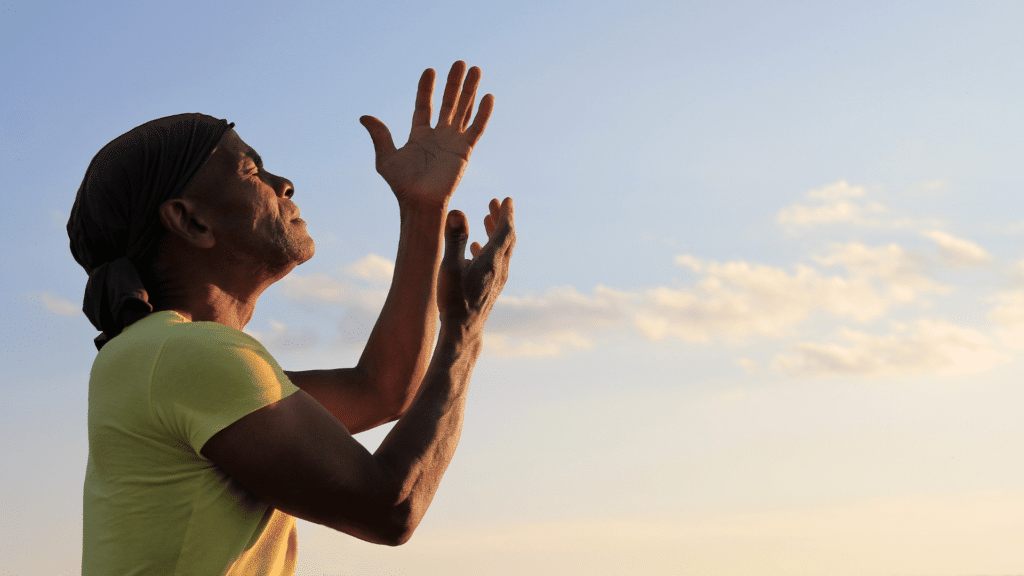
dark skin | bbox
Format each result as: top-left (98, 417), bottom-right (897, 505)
top-left (154, 62), bottom-right (515, 545)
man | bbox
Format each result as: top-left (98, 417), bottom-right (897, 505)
top-left (68, 61), bottom-right (515, 575)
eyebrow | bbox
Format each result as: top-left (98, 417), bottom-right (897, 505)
top-left (244, 149), bottom-right (264, 169)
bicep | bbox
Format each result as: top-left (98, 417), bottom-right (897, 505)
top-left (200, 390), bottom-right (404, 544)
top-left (284, 367), bottom-right (398, 434)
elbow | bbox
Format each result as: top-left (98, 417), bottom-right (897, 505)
top-left (373, 499), bottom-right (418, 546)
top-left (327, 503), bottom-right (418, 546)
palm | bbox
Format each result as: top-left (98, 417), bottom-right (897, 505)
top-left (361, 62), bottom-right (494, 205)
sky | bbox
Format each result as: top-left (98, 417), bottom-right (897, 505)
top-left (3, 0), bottom-right (1024, 574)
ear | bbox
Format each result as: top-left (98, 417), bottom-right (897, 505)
top-left (159, 198), bottom-right (216, 249)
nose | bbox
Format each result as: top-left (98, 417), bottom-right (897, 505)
top-left (274, 175), bottom-right (295, 199)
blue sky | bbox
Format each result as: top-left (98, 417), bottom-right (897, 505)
top-left (4, 1), bottom-right (1024, 574)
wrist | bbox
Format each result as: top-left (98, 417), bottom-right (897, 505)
top-left (397, 194), bottom-right (449, 214)
top-left (437, 320), bottom-right (484, 353)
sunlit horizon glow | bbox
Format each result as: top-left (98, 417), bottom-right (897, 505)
top-left (4, 1), bottom-right (1024, 575)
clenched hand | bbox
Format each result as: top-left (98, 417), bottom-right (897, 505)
top-left (438, 197), bottom-right (515, 327)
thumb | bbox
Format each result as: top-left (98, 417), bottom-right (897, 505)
top-left (442, 210), bottom-right (470, 269)
top-left (359, 115), bottom-right (397, 159)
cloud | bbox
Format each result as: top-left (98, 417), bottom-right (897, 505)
top-left (772, 321), bottom-right (1008, 377)
top-left (987, 290), bottom-right (1024, 351)
top-left (921, 230), bottom-right (992, 267)
top-left (280, 273), bottom-right (388, 309)
top-left (38, 293), bottom-right (79, 316)
top-left (245, 320), bottom-right (319, 352)
top-left (734, 358), bottom-right (759, 374)
top-left (989, 290), bottom-right (1024, 326)
top-left (634, 256), bottom-right (897, 343)
top-left (813, 242), bottom-right (950, 302)
top-left (806, 180), bottom-right (866, 200)
top-left (777, 181), bottom-right (871, 227)
top-left (346, 254), bottom-right (394, 284)
top-left (483, 286), bottom-right (634, 357)
top-left (489, 285), bottom-right (632, 334)
top-left (777, 199), bottom-right (865, 226)
top-left (775, 180), bottom-right (928, 230)
top-left (484, 331), bottom-right (593, 358)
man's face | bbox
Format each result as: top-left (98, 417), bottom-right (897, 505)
top-left (185, 129), bottom-right (315, 271)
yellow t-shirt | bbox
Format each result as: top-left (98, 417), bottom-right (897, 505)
top-left (82, 311), bottom-right (301, 575)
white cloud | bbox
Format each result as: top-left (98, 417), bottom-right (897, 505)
top-left (989, 290), bottom-right (1024, 326)
top-left (814, 242), bottom-right (950, 302)
top-left (634, 256), bottom-right (894, 343)
top-left (777, 200), bottom-right (864, 226)
top-left (772, 321), bottom-right (1008, 377)
top-left (777, 181), bottom-right (869, 227)
top-left (484, 331), bottom-right (593, 358)
top-left (674, 254), bottom-right (703, 273)
top-left (806, 180), bottom-right (866, 200)
top-left (921, 230), bottom-right (992, 267)
top-left (281, 273), bottom-right (388, 310)
top-left (245, 319), bottom-right (319, 352)
top-left (776, 181), bottom-right (935, 230)
top-left (489, 285), bottom-right (632, 334)
top-left (346, 254), bottom-right (394, 284)
top-left (987, 290), bottom-right (1024, 351)
top-left (734, 358), bottom-right (759, 374)
top-left (1007, 258), bottom-right (1024, 281)
top-left (483, 286), bottom-right (633, 358)
top-left (39, 293), bottom-right (79, 316)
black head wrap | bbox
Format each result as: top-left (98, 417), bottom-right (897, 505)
top-left (68, 113), bottom-right (234, 350)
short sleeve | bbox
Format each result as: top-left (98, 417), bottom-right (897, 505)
top-left (148, 323), bottom-right (300, 455)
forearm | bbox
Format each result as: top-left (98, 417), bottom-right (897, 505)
top-left (356, 199), bottom-right (447, 416)
top-left (369, 322), bottom-right (482, 543)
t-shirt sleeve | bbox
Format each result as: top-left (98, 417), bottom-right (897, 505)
top-left (148, 325), bottom-right (300, 455)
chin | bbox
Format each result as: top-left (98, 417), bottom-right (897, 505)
top-left (293, 238), bottom-right (316, 265)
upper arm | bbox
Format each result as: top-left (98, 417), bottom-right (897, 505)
top-left (199, 389), bottom-right (409, 545)
top-left (284, 367), bottom-right (402, 435)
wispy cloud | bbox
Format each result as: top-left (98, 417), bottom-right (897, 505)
top-left (635, 256), bottom-right (899, 343)
top-left (921, 230), bottom-right (992, 267)
top-left (483, 286), bottom-right (633, 357)
top-left (346, 254), bottom-right (395, 284)
top-left (281, 273), bottom-right (388, 309)
top-left (776, 180), bottom-right (933, 230)
top-left (772, 321), bottom-right (1008, 377)
top-left (245, 319), bottom-right (319, 352)
top-left (813, 242), bottom-right (950, 302)
top-left (38, 293), bottom-right (79, 316)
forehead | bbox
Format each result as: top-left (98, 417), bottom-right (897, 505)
top-left (212, 129), bottom-right (262, 167)
top-left (182, 130), bottom-right (262, 198)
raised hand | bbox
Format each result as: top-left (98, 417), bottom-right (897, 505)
top-left (438, 197), bottom-right (515, 326)
top-left (360, 61), bottom-right (494, 206)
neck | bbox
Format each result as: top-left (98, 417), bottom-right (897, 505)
top-left (148, 251), bottom-right (293, 331)
top-left (154, 283), bottom-right (261, 331)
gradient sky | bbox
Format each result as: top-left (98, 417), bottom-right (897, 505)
top-left (4, 1), bottom-right (1024, 574)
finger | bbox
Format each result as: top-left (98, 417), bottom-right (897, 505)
top-left (442, 210), bottom-right (470, 268)
top-left (359, 116), bottom-right (397, 160)
top-left (410, 68), bottom-right (436, 131)
top-left (470, 241), bottom-right (482, 257)
top-left (489, 197), bottom-right (501, 222)
top-left (493, 197), bottom-right (516, 254)
top-left (437, 61), bottom-right (467, 127)
top-left (465, 93), bottom-right (494, 146)
top-left (455, 66), bottom-right (481, 130)
top-left (476, 197), bottom-right (515, 258)
top-left (484, 213), bottom-right (496, 238)
top-left (459, 93), bottom-right (476, 131)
